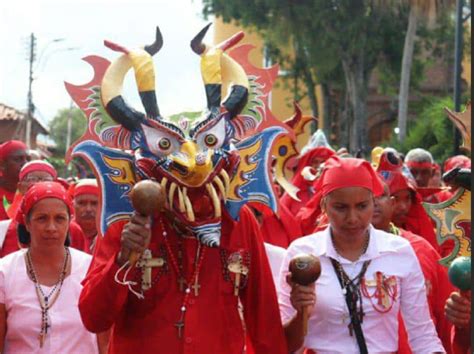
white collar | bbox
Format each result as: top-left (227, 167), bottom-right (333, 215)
top-left (317, 225), bottom-right (397, 264)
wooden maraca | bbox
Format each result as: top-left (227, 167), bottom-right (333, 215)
top-left (129, 180), bottom-right (166, 265)
top-left (288, 254), bottom-right (321, 336)
top-left (448, 256), bottom-right (471, 297)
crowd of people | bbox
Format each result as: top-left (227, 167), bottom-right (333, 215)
top-left (0, 134), bottom-right (470, 353)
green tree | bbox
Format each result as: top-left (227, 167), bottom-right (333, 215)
top-left (203, 0), bottom-right (409, 154)
top-left (386, 96), bottom-right (467, 163)
top-left (48, 107), bottom-right (87, 158)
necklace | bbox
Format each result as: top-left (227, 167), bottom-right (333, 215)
top-left (25, 247), bottom-right (70, 347)
top-left (331, 230), bottom-right (370, 263)
top-left (160, 220), bottom-right (207, 339)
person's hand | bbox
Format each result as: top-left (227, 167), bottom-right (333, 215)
top-left (286, 274), bottom-right (316, 314)
top-left (117, 213), bottom-right (151, 266)
top-left (445, 291), bottom-right (471, 328)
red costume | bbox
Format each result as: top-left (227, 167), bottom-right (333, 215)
top-left (394, 227), bottom-right (454, 354)
top-left (79, 207), bottom-right (287, 354)
top-left (451, 325), bottom-right (471, 354)
top-left (280, 147), bottom-right (334, 216)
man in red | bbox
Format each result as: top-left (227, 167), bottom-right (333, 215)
top-left (73, 178), bottom-right (99, 254)
top-left (437, 155), bottom-right (471, 202)
top-left (0, 140), bottom-right (28, 220)
top-left (377, 150), bottom-right (440, 253)
top-left (372, 182), bottom-right (453, 353)
top-left (79, 205), bottom-right (287, 353)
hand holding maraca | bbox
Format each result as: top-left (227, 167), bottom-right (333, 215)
top-left (287, 254), bottom-right (321, 335)
top-left (117, 180), bottom-right (166, 266)
top-left (445, 256), bottom-right (471, 328)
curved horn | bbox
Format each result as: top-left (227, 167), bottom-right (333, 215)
top-left (144, 26), bottom-right (163, 56)
top-left (191, 23), bottom-right (212, 55)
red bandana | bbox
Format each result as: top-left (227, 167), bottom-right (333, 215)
top-left (73, 179), bottom-right (99, 197)
top-left (405, 161), bottom-right (434, 170)
top-left (19, 161), bottom-right (57, 181)
top-left (16, 182), bottom-right (73, 225)
top-left (443, 155), bottom-right (471, 172)
top-left (0, 140), bottom-right (28, 162)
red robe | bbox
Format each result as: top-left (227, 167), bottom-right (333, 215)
top-left (397, 228), bottom-right (454, 354)
top-left (0, 219), bottom-right (87, 257)
top-left (260, 202), bottom-right (302, 248)
top-left (451, 325), bottom-right (471, 354)
top-left (79, 207), bottom-right (287, 354)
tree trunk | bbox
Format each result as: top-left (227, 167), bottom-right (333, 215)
top-left (341, 56), bottom-right (369, 155)
top-left (339, 88), bottom-right (351, 149)
top-left (321, 83), bottom-right (331, 139)
top-left (398, 6), bottom-right (418, 142)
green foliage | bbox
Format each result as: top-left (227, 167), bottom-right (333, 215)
top-left (386, 96), bottom-right (461, 162)
top-left (48, 107), bottom-right (87, 158)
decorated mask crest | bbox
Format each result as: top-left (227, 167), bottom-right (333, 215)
top-left (65, 25), bottom-right (305, 247)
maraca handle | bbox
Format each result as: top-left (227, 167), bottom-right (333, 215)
top-left (129, 251), bottom-right (141, 266)
top-left (302, 306), bottom-right (309, 336)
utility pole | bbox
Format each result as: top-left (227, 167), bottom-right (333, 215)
top-left (25, 33), bottom-right (36, 149)
top-left (453, 0), bottom-right (463, 155)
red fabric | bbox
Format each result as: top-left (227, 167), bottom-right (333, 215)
top-left (18, 160), bottom-right (57, 181)
top-left (293, 147), bottom-right (335, 180)
top-left (396, 228), bottom-right (454, 354)
top-left (0, 219), bottom-right (86, 257)
top-left (443, 155), bottom-right (471, 172)
top-left (259, 202), bottom-right (302, 248)
top-left (405, 161), bottom-right (434, 170)
top-left (0, 140), bottom-right (27, 162)
top-left (78, 207), bottom-right (287, 354)
top-left (73, 183), bottom-right (99, 197)
top-left (451, 325), bottom-right (471, 354)
top-left (296, 157), bottom-right (384, 235)
top-left (6, 192), bottom-right (22, 219)
top-left (15, 182), bottom-right (73, 225)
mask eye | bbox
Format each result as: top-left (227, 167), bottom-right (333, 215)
top-left (158, 138), bottom-right (171, 151)
top-left (204, 134), bottom-right (218, 147)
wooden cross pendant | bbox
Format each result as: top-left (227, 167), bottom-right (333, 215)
top-left (192, 278), bottom-right (201, 296)
top-left (228, 259), bottom-right (249, 296)
top-left (136, 249), bottom-right (165, 291)
top-left (175, 320), bottom-right (184, 338)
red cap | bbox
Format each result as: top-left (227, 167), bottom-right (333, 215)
top-left (0, 140), bottom-right (28, 162)
top-left (19, 160), bottom-right (57, 181)
top-left (443, 155), bottom-right (471, 172)
top-left (73, 179), bottom-right (99, 197)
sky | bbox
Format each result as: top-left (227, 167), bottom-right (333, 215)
top-left (0, 0), bottom-right (214, 130)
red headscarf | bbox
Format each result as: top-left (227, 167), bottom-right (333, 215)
top-left (0, 140), bottom-right (28, 162)
top-left (296, 156), bottom-right (384, 234)
top-left (16, 181), bottom-right (74, 225)
top-left (19, 160), bottom-right (57, 181)
top-left (292, 147), bottom-right (335, 186)
top-left (73, 179), bottom-right (99, 198)
top-left (443, 155), bottom-right (471, 173)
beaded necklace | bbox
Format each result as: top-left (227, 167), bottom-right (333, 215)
top-left (25, 247), bottom-right (70, 347)
top-left (160, 220), bottom-right (207, 339)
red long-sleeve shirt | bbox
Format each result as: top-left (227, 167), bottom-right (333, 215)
top-left (78, 207), bottom-right (287, 354)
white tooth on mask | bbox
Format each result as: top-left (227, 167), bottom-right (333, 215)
top-left (168, 182), bottom-right (177, 210)
top-left (220, 170), bottom-right (230, 194)
top-left (206, 183), bottom-right (222, 218)
top-left (183, 192), bottom-right (195, 222)
top-left (161, 177), bottom-right (168, 191)
top-left (213, 176), bottom-right (227, 202)
top-left (178, 187), bottom-right (186, 213)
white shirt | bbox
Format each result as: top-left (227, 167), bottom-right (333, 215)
top-left (278, 225), bottom-right (445, 354)
top-left (0, 248), bottom-right (98, 354)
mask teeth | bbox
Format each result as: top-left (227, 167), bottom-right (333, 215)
top-left (168, 182), bottom-right (177, 211)
top-left (182, 187), bottom-right (195, 222)
top-left (160, 177), bottom-right (168, 202)
top-left (219, 170), bottom-right (230, 194)
top-left (213, 175), bottom-right (227, 202)
top-left (177, 187), bottom-right (186, 213)
top-left (206, 183), bottom-right (221, 218)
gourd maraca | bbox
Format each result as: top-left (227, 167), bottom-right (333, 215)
top-left (128, 180), bottom-right (166, 265)
top-left (288, 254), bottom-right (321, 335)
top-left (448, 256), bottom-right (471, 296)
